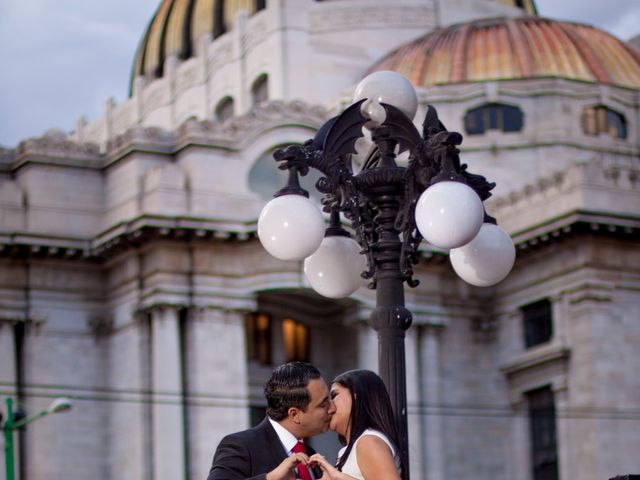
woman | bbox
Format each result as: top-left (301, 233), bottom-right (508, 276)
top-left (309, 369), bottom-right (402, 480)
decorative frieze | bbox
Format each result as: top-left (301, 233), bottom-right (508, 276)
top-left (105, 125), bottom-right (176, 156)
top-left (174, 61), bottom-right (202, 97)
top-left (241, 19), bottom-right (267, 55)
top-left (14, 130), bottom-right (101, 165)
top-left (177, 100), bottom-right (328, 146)
top-left (487, 158), bottom-right (640, 252)
top-left (310, 6), bottom-right (434, 33)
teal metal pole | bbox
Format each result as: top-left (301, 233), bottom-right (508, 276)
top-left (4, 398), bottom-right (15, 480)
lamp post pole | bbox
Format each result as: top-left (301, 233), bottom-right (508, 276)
top-left (257, 71), bottom-right (515, 480)
top-left (2, 396), bottom-right (73, 480)
top-left (359, 134), bottom-right (414, 473)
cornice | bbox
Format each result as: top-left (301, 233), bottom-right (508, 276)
top-left (421, 76), bottom-right (640, 105)
top-left (0, 215), bottom-right (257, 262)
top-left (500, 342), bottom-right (571, 378)
top-left (103, 100), bottom-right (329, 163)
top-left (1, 209), bottom-right (637, 263)
top-left (175, 100), bottom-right (329, 149)
top-left (488, 157), bottom-right (640, 253)
top-left (9, 130), bottom-right (102, 171)
top-left (510, 210), bottom-right (640, 256)
top-left (105, 125), bottom-right (176, 161)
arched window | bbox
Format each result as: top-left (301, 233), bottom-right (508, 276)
top-left (251, 74), bottom-right (269, 106)
top-left (214, 96), bottom-right (234, 122)
top-left (464, 103), bottom-right (524, 135)
top-left (248, 148), bottom-right (323, 202)
top-left (581, 105), bottom-right (627, 139)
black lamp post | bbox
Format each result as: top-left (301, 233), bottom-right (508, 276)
top-left (257, 71), bottom-right (515, 479)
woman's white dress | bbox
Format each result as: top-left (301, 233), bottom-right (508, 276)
top-left (337, 428), bottom-right (401, 480)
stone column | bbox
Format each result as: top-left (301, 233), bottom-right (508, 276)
top-left (356, 322), bottom-right (378, 370)
top-left (554, 384), bottom-right (571, 480)
top-left (0, 321), bottom-right (18, 480)
top-left (404, 328), bottom-right (424, 479)
top-left (150, 307), bottom-right (186, 480)
top-left (509, 398), bottom-right (531, 480)
top-left (186, 308), bottom-right (249, 480)
top-left (418, 325), bottom-right (445, 480)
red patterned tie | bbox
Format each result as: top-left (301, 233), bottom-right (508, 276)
top-left (291, 441), bottom-right (312, 480)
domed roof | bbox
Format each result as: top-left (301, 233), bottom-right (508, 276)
top-left (131, 0), bottom-right (263, 92)
top-left (370, 16), bottom-right (640, 89)
top-left (130, 1), bottom-right (540, 94)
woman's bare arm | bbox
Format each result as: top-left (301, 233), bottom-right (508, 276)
top-left (356, 436), bottom-right (401, 480)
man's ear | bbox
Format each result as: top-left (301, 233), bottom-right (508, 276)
top-left (288, 407), bottom-right (302, 424)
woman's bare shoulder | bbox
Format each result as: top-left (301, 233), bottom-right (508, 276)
top-left (355, 434), bottom-right (400, 480)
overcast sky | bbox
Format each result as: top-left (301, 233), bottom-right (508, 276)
top-left (1, 0), bottom-right (639, 148)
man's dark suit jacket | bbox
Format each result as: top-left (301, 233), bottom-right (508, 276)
top-left (207, 418), bottom-right (317, 480)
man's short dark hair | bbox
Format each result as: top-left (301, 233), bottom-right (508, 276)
top-left (264, 362), bottom-right (322, 421)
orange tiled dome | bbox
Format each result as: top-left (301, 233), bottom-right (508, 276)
top-left (370, 16), bottom-right (640, 89)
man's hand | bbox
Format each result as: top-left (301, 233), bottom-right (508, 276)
top-left (266, 452), bottom-right (310, 480)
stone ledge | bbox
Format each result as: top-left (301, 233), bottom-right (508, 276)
top-left (501, 342), bottom-right (571, 378)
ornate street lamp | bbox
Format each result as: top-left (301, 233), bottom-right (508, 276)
top-left (257, 71), bottom-right (515, 478)
top-left (1, 397), bottom-right (72, 480)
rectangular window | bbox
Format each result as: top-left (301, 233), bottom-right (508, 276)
top-left (503, 105), bottom-right (524, 132)
top-left (582, 106), bottom-right (597, 135)
top-left (527, 386), bottom-right (559, 480)
top-left (521, 298), bottom-right (553, 348)
top-left (607, 110), bottom-right (627, 139)
top-left (246, 312), bottom-right (272, 365)
top-left (282, 318), bottom-right (310, 362)
top-left (465, 110), bottom-right (484, 134)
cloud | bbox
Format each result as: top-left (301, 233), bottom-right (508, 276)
top-left (0, 0), bottom-right (157, 147)
top-left (535, 0), bottom-right (640, 40)
top-left (1, 0), bottom-right (639, 147)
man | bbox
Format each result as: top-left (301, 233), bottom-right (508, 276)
top-left (207, 362), bottom-right (333, 480)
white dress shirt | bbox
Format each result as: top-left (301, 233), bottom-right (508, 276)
top-left (268, 416), bottom-right (300, 453)
top-left (267, 417), bottom-right (316, 479)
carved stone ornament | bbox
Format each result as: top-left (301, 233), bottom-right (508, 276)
top-left (106, 125), bottom-right (177, 154)
top-left (177, 100), bottom-right (329, 145)
top-left (15, 129), bottom-right (101, 162)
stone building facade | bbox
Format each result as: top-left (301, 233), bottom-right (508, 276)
top-left (1, 1), bottom-right (639, 480)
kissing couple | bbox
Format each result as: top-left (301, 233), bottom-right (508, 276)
top-left (207, 361), bottom-right (402, 480)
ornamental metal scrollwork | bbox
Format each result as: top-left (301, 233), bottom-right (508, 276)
top-left (272, 101), bottom-right (496, 289)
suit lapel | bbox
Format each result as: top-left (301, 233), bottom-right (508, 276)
top-left (259, 418), bottom-right (288, 466)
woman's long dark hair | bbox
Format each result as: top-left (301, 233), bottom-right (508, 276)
top-left (333, 369), bottom-right (401, 474)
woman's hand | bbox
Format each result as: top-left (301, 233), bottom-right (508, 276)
top-left (266, 452), bottom-right (310, 480)
top-left (308, 454), bottom-right (357, 480)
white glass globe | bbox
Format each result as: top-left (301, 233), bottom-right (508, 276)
top-left (353, 71), bottom-right (418, 123)
top-left (415, 181), bottom-right (484, 249)
top-left (258, 194), bottom-right (325, 261)
top-left (304, 236), bottom-right (367, 299)
top-left (450, 223), bottom-right (516, 287)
